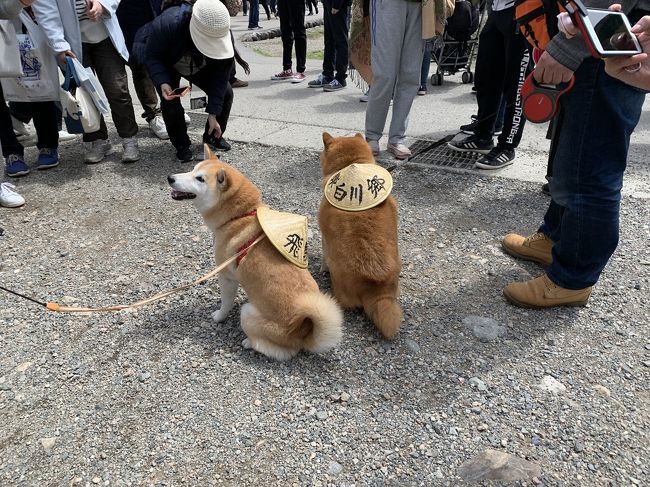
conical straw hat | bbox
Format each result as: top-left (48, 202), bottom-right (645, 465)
top-left (324, 163), bottom-right (393, 211)
top-left (257, 206), bottom-right (309, 268)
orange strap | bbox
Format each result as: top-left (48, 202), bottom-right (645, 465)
top-left (46, 234), bottom-right (266, 313)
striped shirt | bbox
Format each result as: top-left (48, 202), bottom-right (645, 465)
top-left (75, 0), bottom-right (109, 44)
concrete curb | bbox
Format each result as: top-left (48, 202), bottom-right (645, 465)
top-left (240, 19), bottom-right (324, 42)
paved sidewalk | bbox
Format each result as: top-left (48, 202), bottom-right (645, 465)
top-left (178, 12), bottom-right (650, 197)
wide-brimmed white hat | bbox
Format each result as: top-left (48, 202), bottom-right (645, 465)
top-left (189, 0), bottom-right (234, 60)
top-left (324, 163), bottom-right (393, 211)
top-left (257, 206), bottom-right (309, 268)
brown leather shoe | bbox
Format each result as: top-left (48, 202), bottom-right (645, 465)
top-left (503, 274), bottom-right (592, 309)
top-left (230, 78), bottom-right (249, 88)
top-left (502, 231), bottom-right (553, 266)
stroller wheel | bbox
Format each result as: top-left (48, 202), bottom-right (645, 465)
top-left (430, 73), bottom-right (444, 86)
top-left (462, 71), bottom-right (474, 84)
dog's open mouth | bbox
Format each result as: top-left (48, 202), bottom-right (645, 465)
top-left (171, 190), bottom-right (197, 200)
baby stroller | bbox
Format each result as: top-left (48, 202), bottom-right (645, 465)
top-left (429, 0), bottom-right (486, 86)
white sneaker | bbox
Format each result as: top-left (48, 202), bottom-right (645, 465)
top-left (184, 113), bottom-right (191, 126)
top-left (121, 137), bottom-right (140, 163)
top-left (148, 115), bottom-right (169, 140)
top-left (84, 140), bottom-right (111, 164)
top-left (360, 89), bottom-right (370, 103)
top-left (58, 130), bottom-right (78, 142)
top-left (387, 143), bottom-right (412, 160)
top-left (0, 182), bottom-right (25, 208)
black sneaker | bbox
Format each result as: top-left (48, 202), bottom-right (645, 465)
top-left (308, 74), bottom-right (332, 88)
top-left (474, 146), bottom-right (515, 170)
top-left (176, 145), bottom-right (193, 162)
top-left (213, 137), bottom-right (231, 151)
top-left (461, 115), bottom-right (503, 136)
top-left (460, 115), bottom-right (478, 134)
top-left (204, 134), bottom-right (232, 152)
top-left (448, 134), bottom-right (494, 154)
top-left (541, 182), bottom-right (551, 195)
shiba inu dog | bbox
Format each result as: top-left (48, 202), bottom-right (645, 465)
top-left (318, 133), bottom-right (403, 338)
top-left (168, 147), bottom-right (343, 360)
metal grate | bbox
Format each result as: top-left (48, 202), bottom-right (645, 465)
top-left (408, 138), bottom-right (481, 169)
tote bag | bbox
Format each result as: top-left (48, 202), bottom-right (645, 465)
top-left (60, 59), bottom-right (101, 134)
top-left (0, 12), bottom-right (59, 102)
top-left (0, 20), bottom-right (23, 78)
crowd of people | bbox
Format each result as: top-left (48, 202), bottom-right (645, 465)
top-left (1, 0), bottom-right (649, 309)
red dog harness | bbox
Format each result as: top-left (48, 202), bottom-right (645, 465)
top-left (232, 209), bottom-right (263, 267)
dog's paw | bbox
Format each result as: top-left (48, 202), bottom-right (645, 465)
top-left (242, 338), bottom-right (253, 349)
top-left (211, 309), bottom-right (229, 323)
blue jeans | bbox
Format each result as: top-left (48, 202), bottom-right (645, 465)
top-left (248, 0), bottom-right (260, 28)
top-left (420, 48), bottom-right (431, 86)
top-left (539, 58), bottom-right (645, 289)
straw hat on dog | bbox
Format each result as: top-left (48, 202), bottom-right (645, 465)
top-left (257, 206), bottom-right (309, 268)
top-left (324, 163), bottom-right (393, 212)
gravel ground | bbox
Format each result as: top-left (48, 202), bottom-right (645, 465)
top-left (1, 129), bottom-right (649, 486)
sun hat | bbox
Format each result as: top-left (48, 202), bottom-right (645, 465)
top-left (324, 163), bottom-right (393, 212)
top-left (189, 0), bottom-right (234, 60)
top-left (257, 206), bottom-right (309, 269)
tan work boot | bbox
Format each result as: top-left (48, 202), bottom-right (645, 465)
top-left (503, 274), bottom-right (592, 309)
top-left (502, 231), bottom-right (553, 266)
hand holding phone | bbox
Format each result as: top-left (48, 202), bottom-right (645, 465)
top-left (171, 86), bottom-right (190, 97)
top-left (576, 9), bottom-right (643, 57)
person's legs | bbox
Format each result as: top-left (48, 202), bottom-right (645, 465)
top-left (289, 0), bottom-right (307, 73)
top-left (543, 59), bottom-right (644, 290)
top-left (81, 42), bottom-right (110, 144)
top-left (278, 0), bottom-right (294, 71)
top-left (473, 8), bottom-right (506, 140)
top-left (0, 86), bottom-right (24, 159)
top-left (365, 0), bottom-right (407, 143)
top-left (88, 39), bottom-right (138, 140)
top-left (157, 72), bottom-right (191, 150)
top-left (32, 102), bottom-right (59, 150)
top-left (420, 48), bottom-right (431, 87)
top-left (495, 14), bottom-right (530, 150)
top-left (330, 0), bottom-right (350, 83)
top-left (243, 0), bottom-right (248, 15)
top-left (129, 62), bottom-right (160, 122)
top-left (260, 0), bottom-right (271, 19)
top-left (387, 0), bottom-right (422, 146)
top-left (248, 0), bottom-right (260, 28)
top-left (321, 0), bottom-right (335, 80)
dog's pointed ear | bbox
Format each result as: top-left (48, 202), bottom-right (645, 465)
top-left (204, 144), bottom-right (217, 160)
top-left (322, 132), bottom-right (334, 149)
top-left (355, 132), bottom-right (365, 140)
top-left (216, 168), bottom-right (227, 188)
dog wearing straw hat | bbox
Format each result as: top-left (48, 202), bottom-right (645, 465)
top-left (167, 146), bottom-right (343, 360)
top-left (318, 133), bottom-right (403, 338)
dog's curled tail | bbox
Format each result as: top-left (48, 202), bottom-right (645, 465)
top-left (363, 294), bottom-right (403, 339)
top-left (291, 292), bottom-right (343, 353)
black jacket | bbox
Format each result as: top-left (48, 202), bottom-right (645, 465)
top-left (116, 0), bottom-right (162, 53)
top-left (134, 4), bottom-right (234, 116)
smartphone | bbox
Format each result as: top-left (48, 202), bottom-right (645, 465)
top-left (171, 86), bottom-right (190, 97)
top-left (580, 9), bottom-right (643, 57)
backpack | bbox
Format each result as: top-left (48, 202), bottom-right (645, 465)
top-left (515, 0), bottom-right (565, 50)
top-left (446, 0), bottom-right (480, 41)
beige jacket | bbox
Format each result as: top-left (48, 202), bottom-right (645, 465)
top-left (423, 0), bottom-right (455, 39)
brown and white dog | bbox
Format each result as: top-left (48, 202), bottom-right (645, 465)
top-left (168, 147), bottom-right (343, 360)
top-left (318, 133), bottom-right (403, 338)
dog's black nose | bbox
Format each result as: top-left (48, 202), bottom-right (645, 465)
top-left (167, 175), bottom-right (175, 185)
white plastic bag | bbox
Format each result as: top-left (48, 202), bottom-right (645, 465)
top-left (0, 19), bottom-right (23, 78)
top-left (0, 12), bottom-right (59, 102)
